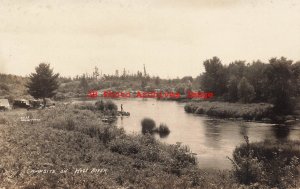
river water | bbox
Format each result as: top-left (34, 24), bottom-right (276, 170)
top-left (76, 98), bottom-right (300, 169)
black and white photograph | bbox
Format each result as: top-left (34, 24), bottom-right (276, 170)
top-left (1, 0), bottom-right (300, 188)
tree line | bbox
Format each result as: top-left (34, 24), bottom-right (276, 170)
top-left (200, 57), bottom-right (300, 114)
top-left (24, 57), bottom-right (300, 113)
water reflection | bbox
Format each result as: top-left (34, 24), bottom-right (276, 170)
top-left (203, 120), bottom-right (222, 149)
top-left (159, 132), bottom-right (169, 138)
top-left (120, 115), bottom-right (124, 125)
top-left (73, 98), bottom-right (300, 169)
top-left (239, 123), bottom-right (249, 137)
top-left (111, 99), bottom-right (300, 169)
top-left (272, 125), bottom-right (291, 140)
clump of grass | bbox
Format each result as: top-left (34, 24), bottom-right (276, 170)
top-left (141, 118), bottom-right (156, 134)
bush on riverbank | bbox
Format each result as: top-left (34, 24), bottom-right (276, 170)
top-left (75, 100), bottom-right (118, 117)
top-left (141, 118), bottom-right (171, 137)
top-left (230, 136), bottom-right (300, 188)
top-left (157, 123), bottom-right (171, 137)
top-left (94, 99), bottom-right (118, 111)
top-left (185, 101), bottom-right (274, 121)
top-left (141, 118), bottom-right (156, 134)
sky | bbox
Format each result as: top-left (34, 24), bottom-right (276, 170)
top-left (0, 0), bottom-right (300, 78)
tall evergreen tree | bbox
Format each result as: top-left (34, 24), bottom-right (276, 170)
top-left (26, 63), bottom-right (59, 107)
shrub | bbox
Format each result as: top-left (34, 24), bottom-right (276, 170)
top-left (95, 100), bottom-right (117, 112)
top-left (105, 100), bottom-right (118, 111)
top-left (140, 145), bottom-right (160, 162)
top-left (229, 136), bottom-right (264, 185)
top-left (164, 143), bottom-right (197, 176)
top-left (109, 137), bottom-right (141, 156)
top-left (138, 133), bottom-right (157, 146)
top-left (184, 103), bottom-right (197, 113)
top-left (141, 118), bottom-right (156, 134)
top-left (77, 103), bottom-right (96, 111)
top-left (194, 107), bottom-right (204, 114)
top-left (230, 136), bottom-right (300, 188)
top-left (157, 123), bottom-right (170, 138)
top-left (83, 124), bottom-right (120, 145)
top-left (170, 143), bottom-right (196, 166)
top-left (95, 100), bottom-right (105, 111)
top-left (97, 126), bottom-right (118, 145)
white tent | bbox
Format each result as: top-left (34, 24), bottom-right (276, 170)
top-left (0, 99), bottom-right (11, 110)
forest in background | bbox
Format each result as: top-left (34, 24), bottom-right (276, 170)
top-left (1, 56), bottom-right (300, 115)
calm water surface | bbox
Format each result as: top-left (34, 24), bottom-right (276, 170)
top-left (77, 98), bottom-right (300, 169)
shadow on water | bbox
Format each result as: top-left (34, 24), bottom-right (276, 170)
top-left (272, 124), bottom-right (291, 140)
top-left (158, 132), bottom-right (169, 138)
top-left (239, 123), bottom-right (249, 137)
top-left (203, 119), bottom-right (222, 149)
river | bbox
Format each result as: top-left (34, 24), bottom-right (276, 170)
top-left (76, 98), bottom-right (300, 169)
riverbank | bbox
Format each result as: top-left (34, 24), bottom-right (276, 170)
top-left (0, 104), bottom-right (237, 188)
top-left (1, 104), bottom-right (299, 188)
top-left (231, 137), bottom-right (300, 188)
top-left (184, 101), bottom-right (275, 121)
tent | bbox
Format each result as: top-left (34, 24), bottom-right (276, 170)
top-left (0, 99), bottom-right (11, 110)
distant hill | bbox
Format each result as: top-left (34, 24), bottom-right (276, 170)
top-left (0, 74), bottom-right (30, 102)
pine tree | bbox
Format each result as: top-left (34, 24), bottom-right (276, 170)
top-left (26, 63), bottom-right (59, 107)
top-left (79, 75), bottom-right (89, 93)
top-left (93, 66), bottom-right (99, 80)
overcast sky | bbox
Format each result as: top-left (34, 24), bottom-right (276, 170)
top-left (0, 0), bottom-right (300, 78)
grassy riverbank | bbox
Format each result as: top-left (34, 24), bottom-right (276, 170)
top-left (0, 104), bottom-right (299, 188)
top-left (184, 101), bottom-right (274, 121)
top-left (0, 105), bottom-right (236, 189)
top-left (232, 137), bottom-right (300, 188)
